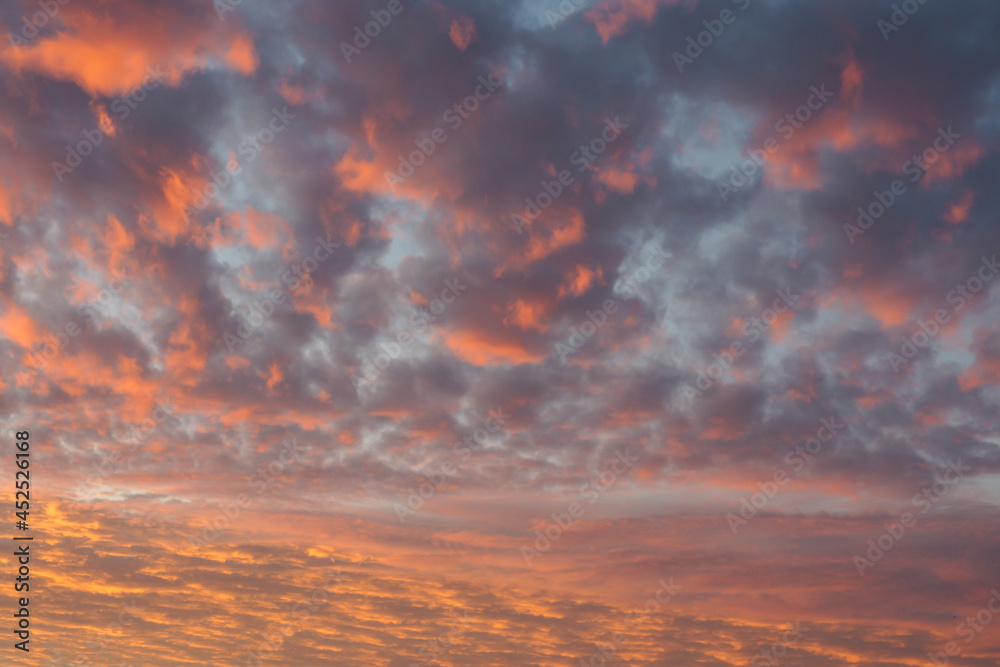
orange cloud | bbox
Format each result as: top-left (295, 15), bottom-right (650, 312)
top-left (503, 299), bottom-right (549, 332)
top-left (500, 210), bottom-right (586, 275)
top-left (225, 208), bottom-right (293, 251)
top-left (136, 165), bottom-right (212, 248)
top-left (441, 328), bottom-right (545, 366)
top-left (0, 2), bottom-right (257, 96)
top-left (923, 143), bottom-right (982, 185)
top-left (944, 190), bottom-right (975, 225)
top-left (823, 283), bottom-right (919, 328)
top-left (448, 16), bottom-right (476, 51)
top-left (585, 0), bottom-right (684, 44)
top-left (0, 176), bottom-right (12, 226)
top-left (595, 164), bottom-right (650, 194)
top-left (0, 299), bottom-right (42, 348)
top-left (334, 145), bottom-right (392, 196)
top-left (840, 56), bottom-right (864, 105)
top-left (558, 264), bottom-right (603, 299)
top-left (101, 215), bottom-right (135, 275)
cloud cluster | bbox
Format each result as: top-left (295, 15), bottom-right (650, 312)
top-left (2, 0), bottom-right (1000, 663)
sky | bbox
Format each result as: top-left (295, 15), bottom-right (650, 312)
top-left (1, 0), bottom-right (1000, 664)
